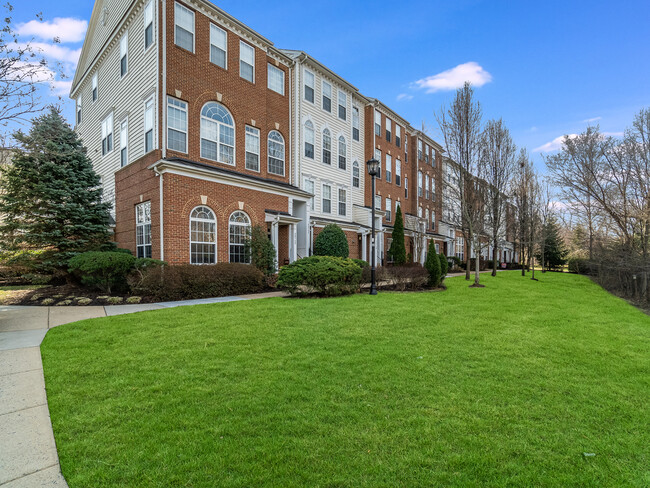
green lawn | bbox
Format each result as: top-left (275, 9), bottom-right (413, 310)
top-left (41, 271), bottom-right (649, 487)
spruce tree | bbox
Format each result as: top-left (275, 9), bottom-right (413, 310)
top-left (388, 204), bottom-right (406, 265)
top-left (425, 240), bottom-right (441, 287)
top-left (439, 252), bottom-right (449, 281)
top-left (536, 216), bottom-right (568, 271)
top-left (0, 106), bottom-right (112, 268)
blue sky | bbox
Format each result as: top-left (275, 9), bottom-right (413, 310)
top-left (10, 0), bottom-right (650, 169)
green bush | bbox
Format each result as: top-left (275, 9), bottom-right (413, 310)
top-left (68, 251), bottom-right (136, 294)
top-left (388, 205), bottom-right (406, 265)
top-left (246, 225), bottom-right (276, 275)
top-left (568, 258), bottom-right (593, 275)
top-left (277, 256), bottom-right (362, 297)
top-left (351, 259), bottom-right (369, 269)
top-left (314, 224), bottom-right (349, 258)
top-left (135, 264), bottom-right (266, 301)
top-left (128, 258), bottom-right (166, 289)
top-left (439, 252), bottom-right (449, 280)
top-left (425, 241), bottom-right (441, 287)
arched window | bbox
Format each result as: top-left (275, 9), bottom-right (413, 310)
top-left (268, 130), bottom-right (285, 176)
top-left (338, 135), bottom-right (346, 170)
top-left (322, 129), bottom-right (331, 165)
top-left (229, 211), bottom-right (251, 263)
top-left (190, 206), bottom-right (216, 264)
top-left (352, 161), bottom-right (360, 188)
top-left (200, 102), bottom-right (234, 164)
top-left (304, 120), bottom-right (314, 158)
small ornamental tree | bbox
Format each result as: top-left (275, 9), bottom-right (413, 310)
top-left (439, 252), bottom-right (449, 281)
top-left (536, 216), bottom-right (568, 271)
top-left (388, 204), bottom-right (406, 265)
top-left (314, 223), bottom-right (349, 258)
top-left (425, 240), bottom-right (441, 287)
top-left (0, 107), bottom-right (112, 269)
top-left (246, 225), bottom-right (276, 275)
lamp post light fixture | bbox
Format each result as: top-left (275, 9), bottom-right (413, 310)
top-left (366, 158), bottom-right (380, 295)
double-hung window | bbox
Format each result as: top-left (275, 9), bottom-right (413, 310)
top-left (76, 96), bottom-right (82, 124)
top-left (167, 96), bottom-right (187, 153)
top-left (135, 201), bottom-right (152, 258)
top-left (395, 125), bottom-right (401, 147)
top-left (405, 177), bottom-right (408, 199)
top-left (144, 1), bottom-right (154, 49)
top-left (200, 102), bottom-right (234, 164)
top-left (322, 185), bottom-right (331, 213)
top-left (418, 171), bottom-right (423, 197)
top-left (418, 139), bottom-right (423, 160)
top-left (338, 188), bottom-right (346, 216)
top-left (374, 194), bottom-right (381, 210)
top-left (395, 159), bottom-right (401, 186)
top-left (267, 131), bottom-right (285, 176)
top-left (304, 178), bottom-right (315, 210)
top-left (304, 121), bottom-right (314, 158)
top-left (322, 129), bottom-right (331, 165)
top-left (352, 161), bottom-right (360, 188)
top-left (405, 134), bottom-right (409, 162)
top-left (338, 91), bottom-right (347, 120)
top-left (174, 2), bottom-right (194, 52)
top-left (425, 145), bottom-right (429, 165)
top-left (374, 148), bottom-right (381, 179)
top-left (386, 118), bottom-right (392, 143)
top-left (425, 175), bottom-right (430, 200)
top-left (322, 81), bottom-right (331, 112)
top-left (304, 70), bottom-right (314, 103)
top-left (92, 73), bottom-right (98, 102)
top-left (268, 64), bottom-right (284, 95)
top-left (352, 106), bottom-right (360, 141)
top-left (338, 136), bottom-right (346, 170)
top-left (431, 211), bottom-right (436, 231)
top-left (144, 97), bottom-right (154, 153)
top-left (385, 154), bottom-right (392, 183)
top-left (245, 126), bottom-right (260, 171)
top-left (374, 110), bottom-right (381, 136)
top-left (101, 113), bottom-right (113, 156)
top-left (385, 198), bottom-right (392, 222)
top-left (120, 32), bottom-right (128, 77)
top-left (120, 119), bottom-right (128, 166)
top-left (210, 24), bottom-right (227, 68)
top-left (239, 41), bottom-right (254, 82)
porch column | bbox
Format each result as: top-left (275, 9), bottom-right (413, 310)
top-left (291, 224), bottom-right (297, 262)
top-left (361, 232), bottom-right (368, 262)
top-left (271, 219), bottom-right (279, 271)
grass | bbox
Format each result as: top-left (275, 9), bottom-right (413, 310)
top-left (41, 271), bottom-right (649, 487)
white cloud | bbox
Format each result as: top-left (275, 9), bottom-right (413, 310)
top-left (413, 62), bottom-right (492, 93)
top-left (534, 131), bottom-right (624, 153)
top-left (50, 80), bottom-right (73, 97)
top-left (16, 17), bottom-right (88, 44)
top-left (20, 42), bottom-right (82, 66)
top-left (396, 93), bottom-right (413, 102)
top-left (7, 62), bottom-right (55, 84)
top-left (583, 116), bottom-right (602, 123)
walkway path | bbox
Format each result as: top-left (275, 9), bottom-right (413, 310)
top-left (0, 291), bottom-right (286, 487)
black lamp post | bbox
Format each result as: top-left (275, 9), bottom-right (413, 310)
top-left (366, 158), bottom-right (380, 295)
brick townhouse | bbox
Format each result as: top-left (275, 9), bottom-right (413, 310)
top-left (72, 0), bottom-right (517, 267)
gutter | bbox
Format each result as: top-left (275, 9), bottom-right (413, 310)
top-left (154, 165), bottom-right (164, 261)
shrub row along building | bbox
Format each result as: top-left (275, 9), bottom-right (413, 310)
top-left (71, 0), bottom-right (518, 267)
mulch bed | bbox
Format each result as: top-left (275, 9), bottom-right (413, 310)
top-left (0, 284), bottom-right (156, 307)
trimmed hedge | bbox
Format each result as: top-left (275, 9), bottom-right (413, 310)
top-left (134, 264), bottom-right (266, 301)
top-left (313, 224), bottom-right (349, 258)
top-left (277, 256), bottom-right (362, 297)
top-left (425, 241), bottom-right (441, 287)
top-left (568, 257), bottom-right (593, 275)
top-left (439, 252), bottom-right (449, 280)
top-left (68, 251), bottom-right (136, 293)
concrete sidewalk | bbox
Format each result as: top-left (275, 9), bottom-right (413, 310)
top-left (0, 291), bottom-right (286, 487)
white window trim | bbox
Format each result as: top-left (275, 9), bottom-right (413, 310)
top-left (167, 96), bottom-right (188, 154)
top-left (144, 0), bottom-right (154, 51)
top-left (189, 206), bottom-right (217, 265)
top-left (144, 96), bottom-right (155, 154)
top-left (322, 80), bottom-right (332, 112)
top-left (120, 31), bottom-right (128, 78)
top-left (210, 23), bottom-right (228, 69)
top-left (321, 183), bottom-right (332, 214)
top-left (338, 188), bottom-right (347, 216)
top-left (101, 112), bottom-right (114, 156)
top-left (267, 130), bottom-right (285, 176)
top-left (92, 73), bottom-right (98, 102)
top-left (267, 63), bottom-right (285, 95)
top-left (245, 125), bottom-right (260, 172)
top-left (76, 96), bottom-right (82, 124)
top-left (304, 68), bottom-right (315, 104)
top-left (174, 1), bottom-right (195, 53)
top-left (135, 201), bottom-right (152, 258)
top-left (120, 117), bottom-right (128, 167)
top-left (304, 177), bottom-right (315, 211)
top-left (239, 41), bottom-right (255, 83)
top-left (338, 90), bottom-right (347, 120)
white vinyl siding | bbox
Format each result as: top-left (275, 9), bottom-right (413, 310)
top-left (239, 41), bottom-right (255, 82)
top-left (174, 2), bottom-right (194, 52)
top-left (267, 64), bottom-right (284, 95)
top-left (210, 23), bottom-right (227, 68)
top-left (167, 96), bottom-right (187, 153)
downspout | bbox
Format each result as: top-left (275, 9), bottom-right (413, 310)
top-left (154, 166), bottom-right (164, 261)
top-left (159, 0), bottom-right (167, 261)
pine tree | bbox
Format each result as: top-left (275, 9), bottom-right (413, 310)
top-left (425, 240), bottom-right (441, 287)
top-left (388, 204), bottom-right (406, 265)
top-left (439, 252), bottom-right (449, 281)
top-left (0, 107), bottom-right (112, 268)
top-left (536, 216), bottom-right (568, 271)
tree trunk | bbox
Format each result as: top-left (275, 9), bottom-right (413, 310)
top-left (465, 231), bottom-right (471, 281)
top-left (492, 236), bottom-right (498, 277)
top-left (474, 249), bottom-right (481, 285)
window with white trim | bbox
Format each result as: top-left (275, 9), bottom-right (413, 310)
top-left (101, 113), bottom-right (113, 156)
top-left (425, 175), bottom-right (430, 200)
top-left (229, 211), bottom-right (251, 263)
top-left (268, 130), bottom-right (285, 176)
top-left (304, 178), bottom-right (314, 211)
top-left (338, 90), bottom-right (347, 120)
top-left (322, 184), bottom-right (331, 213)
top-left (144, 97), bottom-right (154, 153)
top-left (144, 1), bottom-right (154, 49)
top-left (120, 118), bottom-right (128, 167)
top-left (426, 209), bottom-right (430, 228)
top-left (304, 69), bottom-right (314, 103)
top-left (374, 148), bottom-right (381, 179)
top-left (385, 197), bottom-right (392, 222)
top-left (136, 201), bottom-right (152, 258)
top-left (385, 118), bottom-right (392, 143)
top-left (322, 81), bottom-right (331, 112)
top-left (395, 124), bottom-right (401, 147)
top-left (374, 194), bottom-right (381, 210)
top-left (418, 171), bottom-right (423, 197)
top-left (76, 96), bottom-right (82, 124)
top-left (425, 145), bottom-right (430, 164)
top-left (405, 176), bottom-right (408, 199)
top-left (167, 96), bottom-right (187, 153)
top-left (92, 73), bottom-right (98, 102)
top-left (120, 32), bottom-right (128, 77)
top-left (174, 2), bottom-right (194, 52)
top-left (404, 134), bottom-right (408, 162)
top-left (374, 109), bottom-right (381, 136)
top-left (385, 153), bottom-right (392, 183)
top-left (352, 106), bottom-right (360, 141)
top-left (190, 206), bottom-right (216, 264)
top-left (418, 139), bottom-right (423, 160)
top-left (395, 159), bottom-right (401, 186)
top-left (239, 41), bottom-right (254, 82)
top-left (210, 23), bottom-right (227, 68)
top-left (245, 126), bottom-right (260, 171)
top-left (304, 120), bottom-right (314, 158)
top-left (352, 161), bottom-right (360, 188)
top-left (338, 136), bottom-right (346, 170)
top-left (322, 129), bottom-right (331, 165)
top-left (431, 211), bottom-right (436, 231)
top-left (431, 177), bottom-right (436, 197)
top-left (200, 102), bottom-right (235, 164)
top-left (268, 64), bottom-right (284, 95)
top-left (338, 188), bottom-right (346, 216)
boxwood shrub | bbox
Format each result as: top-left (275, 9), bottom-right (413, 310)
top-left (277, 256), bottom-right (362, 297)
top-left (68, 251), bottom-right (136, 293)
top-left (313, 224), bottom-right (349, 258)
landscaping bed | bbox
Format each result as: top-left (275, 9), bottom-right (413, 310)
top-left (0, 284), bottom-right (151, 306)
